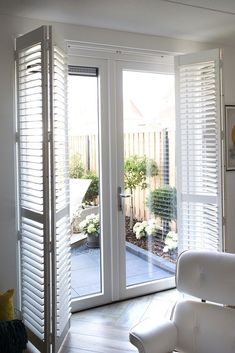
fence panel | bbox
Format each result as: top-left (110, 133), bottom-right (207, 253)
top-left (69, 129), bottom-right (175, 221)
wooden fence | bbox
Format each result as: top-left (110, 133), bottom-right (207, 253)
top-left (69, 129), bottom-right (175, 221)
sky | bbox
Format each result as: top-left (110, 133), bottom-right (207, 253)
top-left (68, 70), bottom-right (175, 136)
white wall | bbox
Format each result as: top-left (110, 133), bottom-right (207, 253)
top-left (0, 13), bottom-right (234, 296)
top-left (0, 20), bottom-right (19, 295)
top-left (221, 47), bottom-right (235, 253)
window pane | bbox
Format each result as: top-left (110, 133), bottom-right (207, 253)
top-left (68, 70), bottom-right (102, 299)
top-left (122, 70), bottom-right (177, 287)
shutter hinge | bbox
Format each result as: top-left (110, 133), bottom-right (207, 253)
top-left (17, 231), bottom-right (22, 241)
top-left (49, 241), bottom-right (52, 253)
top-left (14, 50), bottom-right (18, 61)
top-left (222, 216), bottom-right (226, 226)
top-left (48, 131), bottom-right (52, 142)
top-left (219, 59), bottom-right (223, 68)
top-left (221, 130), bottom-right (224, 140)
top-left (49, 332), bottom-right (53, 344)
top-left (45, 39), bottom-right (50, 51)
top-left (15, 132), bottom-right (19, 143)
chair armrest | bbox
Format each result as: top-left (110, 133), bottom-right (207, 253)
top-left (129, 319), bottom-right (177, 353)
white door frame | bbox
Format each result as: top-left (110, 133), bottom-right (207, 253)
top-left (68, 45), bottom-right (176, 309)
top-left (115, 60), bottom-right (176, 300)
top-left (69, 56), bottom-right (113, 312)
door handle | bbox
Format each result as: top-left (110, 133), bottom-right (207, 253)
top-left (118, 186), bottom-right (132, 212)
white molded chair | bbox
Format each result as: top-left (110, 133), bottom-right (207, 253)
top-left (129, 250), bottom-right (235, 353)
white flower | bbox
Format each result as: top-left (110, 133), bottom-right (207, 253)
top-left (79, 213), bottom-right (100, 235)
top-left (133, 222), bottom-right (140, 230)
top-left (133, 218), bottom-right (162, 239)
top-left (146, 219), bottom-right (161, 236)
top-left (172, 233), bottom-right (178, 241)
top-left (164, 231), bottom-right (178, 252)
top-left (87, 224), bottom-right (96, 234)
top-left (145, 225), bottom-right (154, 236)
top-left (135, 228), bottom-right (144, 239)
top-left (133, 222), bottom-right (146, 238)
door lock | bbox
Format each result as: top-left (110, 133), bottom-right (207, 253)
top-left (118, 186), bottom-right (132, 212)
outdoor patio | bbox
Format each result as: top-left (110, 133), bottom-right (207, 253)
top-left (71, 242), bottom-right (175, 298)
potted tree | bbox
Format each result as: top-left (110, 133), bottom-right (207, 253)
top-left (79, 213), bottom-right (100, 248)
top-left (124, 155), bottom-right (158, 228)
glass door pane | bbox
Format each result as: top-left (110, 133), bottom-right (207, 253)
top-left (122, 70), bottom-right (177, 288)
top-left (68, 67), bottom-right (102, 299)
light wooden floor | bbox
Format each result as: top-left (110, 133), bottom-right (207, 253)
top-left (61, 289), bottom-right (181, 353)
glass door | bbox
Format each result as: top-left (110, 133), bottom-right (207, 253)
top-left (116, 62), bottom-right (177, 299)
top-left (68, 57), bottom-right (112, 312)
top-left (67, 52), bottom-right (179, 309)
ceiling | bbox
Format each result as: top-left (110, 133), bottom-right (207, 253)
top-left (2, 0), bottom-right (235, 45)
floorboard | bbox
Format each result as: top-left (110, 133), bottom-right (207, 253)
top-left (60, 289), bottom-right (180, 353)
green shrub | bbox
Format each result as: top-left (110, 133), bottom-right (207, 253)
top-left (147, 186), bottom-right (177, 222)
top-left (69, 154), bottom-right (85, 179)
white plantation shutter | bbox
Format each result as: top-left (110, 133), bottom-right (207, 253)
top-left (175, 49), bottom-right (223, 253)
top-left (16, 26), bottom-right (70, 353)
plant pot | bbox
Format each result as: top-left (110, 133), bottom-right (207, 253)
top-left (87, 233), bottom-right (100, 248)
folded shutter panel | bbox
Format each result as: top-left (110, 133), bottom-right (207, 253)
top-left (16, 26), bottom-right (50, 353)
top-left (16, 25), bottom-right (71, 353)
top-left (175, 49), bottom-right (223, 253)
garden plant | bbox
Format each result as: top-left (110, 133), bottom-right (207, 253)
top-left (124, 155), bottom-right (158, 227)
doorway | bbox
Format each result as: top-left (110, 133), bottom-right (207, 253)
top-left (68, 56), bottom-right (177, 311)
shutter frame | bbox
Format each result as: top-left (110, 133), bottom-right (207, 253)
top-left (175, 49), bottom-right (223, 253)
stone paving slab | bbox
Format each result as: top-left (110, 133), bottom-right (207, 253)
top-left (71, 244), bottom-right (174, 299)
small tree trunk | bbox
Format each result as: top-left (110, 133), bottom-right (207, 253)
top-left (129, 190), bottom-right (134, 229)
